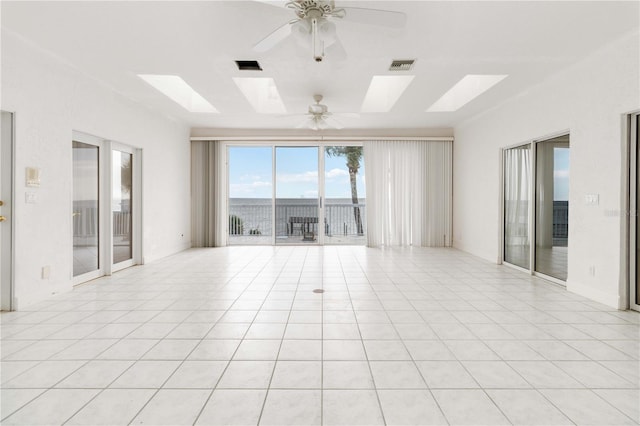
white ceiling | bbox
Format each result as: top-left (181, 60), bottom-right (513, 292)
top-left (2, 1), bottom-right (638, 130)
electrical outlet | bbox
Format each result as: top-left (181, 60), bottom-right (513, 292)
top-left (41, 266), bottom-right (51, 279)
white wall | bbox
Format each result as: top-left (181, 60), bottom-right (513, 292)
top-left (2, 30), bottom-right (192, 309)
top-left (453, 30), bottom-right (639, 309)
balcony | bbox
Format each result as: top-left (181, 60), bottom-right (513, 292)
top-left (229, 199), bottom-right (366, 245)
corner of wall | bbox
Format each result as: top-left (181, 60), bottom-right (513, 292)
top-left (566, 280), bottom-right (620, 309)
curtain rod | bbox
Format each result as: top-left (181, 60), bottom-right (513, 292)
top-left (190, 136), bottom-right (454, 142)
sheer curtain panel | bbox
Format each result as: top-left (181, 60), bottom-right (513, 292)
top-left (191, 141), bottom-right (226, 247)
top-left (503, 145), bottom-right (531, 268)
top-left (364, 140), bottom-right (452, 247)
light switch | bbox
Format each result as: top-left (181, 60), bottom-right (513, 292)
top-left (25, 192), bottom-right (37, 204)
top-left (584, 194), bottom-right (599, 205)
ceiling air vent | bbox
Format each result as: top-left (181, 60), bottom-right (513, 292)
top-left (389, 59), bottom-right (415, 71)
top-left (235, 60), bottom-right (263, 71)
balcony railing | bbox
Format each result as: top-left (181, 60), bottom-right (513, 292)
top-left (73, 203), bottom-right (130, 240)
top-left (229, 200), bottom-right (366, 241)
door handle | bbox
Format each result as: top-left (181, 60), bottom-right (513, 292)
top-left (0, 216), bottom-right (6, 222)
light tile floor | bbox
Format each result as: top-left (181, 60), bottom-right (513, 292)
top-left (1, 246), bottom-right (638, 425)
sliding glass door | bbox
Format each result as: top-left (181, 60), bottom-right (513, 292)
top-left (73, 140), bottom-right (100, 278)
top-left (112, 149), bottom-right (133, 267)
top-left (631, 114), bottom-right (639, 311)
top-left (324, 146), bottom-right (366, 245)
top-left (535, 135), bottom-right (570, 281)
top-left (1, 112), bottom-right (13, 311)
top-left (275, 147), bottom-right (320, 245)
top-left (226, 143), bottom-right (366, 246)
top-left (73, 135), bottom-right (140, 283)
top-left (503, 134), bottom-right (569, 283)
top-left (228, 147), bottom-right (273, 245)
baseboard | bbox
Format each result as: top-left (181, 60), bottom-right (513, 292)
top-left (13, 283), bottom-right (72, 311)
top-left (566, 280), bottom-right (620, 309)
top-left (143, 241), bottom-right (191, 264)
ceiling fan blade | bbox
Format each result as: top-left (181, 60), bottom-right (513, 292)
top-left (326, 38), bottom-right (347, 62)
top-left (253, 21), bottom-right (292, 52)
top-left (296, 117), bottom-right (314, 129)
top-left (334, 112), bottom-right (360, 119)
top-left (252, 0), bottom-right (289, 8)
top-left (323, 116), bottom-right (344, 130)
top-left (340, 7), bottom-right (406, 28)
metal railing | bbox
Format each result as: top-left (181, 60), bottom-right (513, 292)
top-left (553, 201), bottom-right (568, 246)
top-left (228, 201), bottom-right (366, 238)
top-left (73, 204), bottom-right (131, 238)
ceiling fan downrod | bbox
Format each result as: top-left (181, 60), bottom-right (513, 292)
top-left (311, 17), bottom-right (324, 62)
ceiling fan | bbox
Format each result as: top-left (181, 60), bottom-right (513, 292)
top-left (253, 0), bottom-right (406, 62)
top-left (294, 94), bottom-right (359, 130)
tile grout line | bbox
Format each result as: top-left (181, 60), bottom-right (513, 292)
top-left (61, 246), bottom-right (256, 426)
top-left (337, 246), bottom-right (388, 426)
top-left (353, 249), bottom-right (452, 426)
top-left (256, 246), bottom-right (309, 426)
top-left (192, 245), bottom-right (291, 425)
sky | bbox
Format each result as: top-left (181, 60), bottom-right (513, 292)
top-left (554, 147), bottom-right (570, 201)
top-left (229, 146), bottom-right (366, 199)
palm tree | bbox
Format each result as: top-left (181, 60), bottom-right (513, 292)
top-left (325, 146), bottom-right (364, 235)
top-left (120, 156), bottom-right (132, 196)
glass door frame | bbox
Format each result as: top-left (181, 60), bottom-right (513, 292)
top-left (275, 145), bottom-right (323, 246)
top-left (1, 111), bottom-right (15, 311)
top-left (110, 142), bottom-right (142, 273)
top-left (224, 140), bottom-right (364, 246)
top-left (72, 132), bottom-right (142, 285)
top-left (501, 142), bottom-right (534, 274)
top-left (501, 131), bottom-right (570, 286)
top-left (72, 131), bottom-right (106, 285)
top-left (629, 112), bottom-right (639, 311)
top-left (533, 134), bottom-right (570, 285)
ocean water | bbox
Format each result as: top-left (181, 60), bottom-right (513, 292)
top-left (229, 198), bottom-right (366, 237)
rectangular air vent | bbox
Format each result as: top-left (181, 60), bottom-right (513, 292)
top-left (235, 60), bottom-right (263, 71)
top-left (389, 59), bottom-right (415, 71)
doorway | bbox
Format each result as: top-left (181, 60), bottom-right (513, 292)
top-left (502, 133), bottom-right (570, 284)
top-left (535, 135), bottom-right (570, 281)
top-left (1, 111), bottom-right (14, 310)
top-left (630, 113), bottom-right (639, 311)
top-left (72, 133), bottom-right (141, 284)
top-left (227, 142), bottom-right (366, 246)
top-left (275, 146), bottom-right (321, 245)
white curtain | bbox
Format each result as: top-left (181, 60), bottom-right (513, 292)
top-left (191, 141), bottom-right (226, 247)
top-left (503, 145), bottom-right (531, 267)
top-left (364, 140), bottom-right (452, 247)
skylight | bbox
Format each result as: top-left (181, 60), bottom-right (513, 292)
top-left (361, 75), bottom-right (415, 113)
top-left (426, 74), bottom-right (508, 112)
top-left (137, 74), bottom-right (218, 113)
top-left (233, 77), bottom-right (286, 114)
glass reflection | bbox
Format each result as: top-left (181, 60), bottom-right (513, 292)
top-left (73, 141), bottom-right (99, 276)
top-left (113, 150), bottom-right (132, 264)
